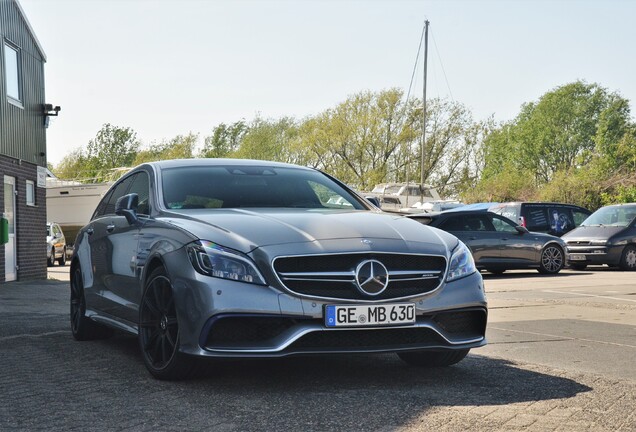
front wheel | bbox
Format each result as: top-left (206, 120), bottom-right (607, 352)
top-left (619, 245), bottom-right (636, 271)
top-left (70, 265), bottom-right (113, 341)
top-left (538, 244), bottom-right (564, 274)
top-left (139, 267), bottom-right (197, 380)
top-left (398, 349), bottom-right (469, 367)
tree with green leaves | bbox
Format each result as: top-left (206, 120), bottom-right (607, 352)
top-left (473, 81), bottom-right (635, 206)
top-left (134, 133), bottom-right (198, 165)
top-left (199, 121), bottom-right (247, 158)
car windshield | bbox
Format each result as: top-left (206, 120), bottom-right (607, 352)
top-left (161, 165), bottom-right (367, 210)
top-left (581, 205), bottom-right (636, 227)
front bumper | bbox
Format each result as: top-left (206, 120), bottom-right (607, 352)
top-left (566, 245), bottom-right (623, 266)
top-left (167, 247), bottom-right (487, 358)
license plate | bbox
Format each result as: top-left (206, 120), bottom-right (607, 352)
top-left (570, 254), bottom-right (586, 261)
top-left (325, 303), bottom-right (415, 328)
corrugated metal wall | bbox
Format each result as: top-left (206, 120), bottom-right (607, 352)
top-left (0, 0), bottom-right (47, 166)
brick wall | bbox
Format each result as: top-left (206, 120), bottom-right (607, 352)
top-left (0, 155), bottom-right (47, 281)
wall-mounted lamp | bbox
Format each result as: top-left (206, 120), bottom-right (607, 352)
top-left (43, 103), bottom-right (61, 116)
top-left (43, 103), bottom-right (61, 128)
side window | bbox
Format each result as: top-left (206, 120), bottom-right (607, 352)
top-left (103, 175), bottom-right (136, 216)
top-left (128, 171), bottom-right (151, 215)
top-left (547, 207), bottom-right (573, 235)
top-left (491, 215), bottom-right (518, 233)
top-left (93, 190), bottom-right (114, 220)
top-left (525, 208), bottom-right (549, 231)
top-left (26, 180), bottom-right (35, 206)
top-left (501, 206), bottom-right (519, 222)
top-left (572, 210), bottom-right (589, 227)
top-left (438, 216), bottom-right (466, 231)
top-left (4, 42), bottom-right (22, 103)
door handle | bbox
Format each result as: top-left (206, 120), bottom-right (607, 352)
top-left (468, 236), bottom-right (477, 240)
top-left (106, 224), bottom-right (115, 232)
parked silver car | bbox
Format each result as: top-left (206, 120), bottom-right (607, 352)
top-left (70, 159), bottom-right (487, 379)
top-left (46, 222), bottom-right (66, 266)
top-left (563, 203), bottom-right (636, 270)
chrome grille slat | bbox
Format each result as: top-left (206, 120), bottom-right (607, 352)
top-left (273, 252), bottom-right (447, 301)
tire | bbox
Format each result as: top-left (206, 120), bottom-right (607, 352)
top-left (538, 244), bottom-right (564, 274)
top-left (70, 265), bottom-right (113, 341)
top-left (139, 267), bottom-right (197, 380)
top-left (619, 245), bottom-right (636, 271)
top-left (48, 247), bottom-right (56, 267)
top-left (58, 247), bottom-right (67, 266)
top-left (569, 263), bottom-right (587, 271)
top-left (398, 349), bottom-right (470, 367)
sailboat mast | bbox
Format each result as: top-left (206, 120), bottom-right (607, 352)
top-left (420, 20), bottom-right (429, 187)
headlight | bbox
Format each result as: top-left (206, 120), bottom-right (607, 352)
top-left (589, 239), bottom-right (608, 245)
top-left (186, 241), bottom-right (266, 285)
top-left (446, 241), bottom-right (477, 282)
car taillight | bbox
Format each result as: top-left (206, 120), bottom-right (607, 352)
top-left (519, 216), bottom-right (526, 227)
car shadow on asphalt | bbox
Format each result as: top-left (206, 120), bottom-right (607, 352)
top-left (482, 271), bottom-right (585, 280)
top-left (96, 333), bottom-right (591, 410)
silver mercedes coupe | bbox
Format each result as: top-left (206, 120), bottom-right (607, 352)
top-left (70, 159), bottom-right (487, 379)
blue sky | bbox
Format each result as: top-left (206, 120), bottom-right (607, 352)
top-left (18, 0), bottom-right (636, 165)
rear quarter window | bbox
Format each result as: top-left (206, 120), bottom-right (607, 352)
top-left (524, 207), bottom-right (549, 231)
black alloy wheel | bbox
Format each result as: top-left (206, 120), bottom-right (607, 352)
top-left (70, 265), bottom-right (112, 341)
top-left (619, 245), bottom-right (636, 271)
top-left (538, 245), bottom-right (564, 274)
top-left (139, 267), bottom-right (196, 380)
top-left (398, 349), bottom-right (470, 367)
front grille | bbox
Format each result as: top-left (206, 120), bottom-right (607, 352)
top-left (202, 311), bottom-right (485, 353)
top-left (273, 253), bottom-right (447, 301)
top-left (289, 327), bottom-right (445, 351)
top-left (567, 240), bottom-right (590, 246)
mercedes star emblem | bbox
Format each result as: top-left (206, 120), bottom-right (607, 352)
top-left (355, 259), bottom-right (389, 296)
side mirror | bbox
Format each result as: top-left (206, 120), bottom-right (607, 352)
top-left (515, 225), bottom-right (529, 234)
top-left (116, 193), bottom-right (139, 225)
top-left (365, 196), bottom-right (381, 208)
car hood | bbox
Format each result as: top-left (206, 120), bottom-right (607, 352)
top-left (161, 209), bottom-right (456, 254)
top-left (562, 225), bottom-right (627, 241)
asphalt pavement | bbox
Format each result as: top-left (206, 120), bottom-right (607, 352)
top-left (0, 266), bottom-right (633, 431)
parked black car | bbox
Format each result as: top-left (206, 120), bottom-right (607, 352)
top-left (562, 203), bottom-right (636, 271)
top-left (409, 210), bottom-right (567, 274)
top-left (489, 202), bottom-right (591, 237)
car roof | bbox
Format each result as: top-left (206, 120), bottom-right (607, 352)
top-left (493, 201), bottom-right (589, 209)
top-left (139, 158), bottom-right (313, 171)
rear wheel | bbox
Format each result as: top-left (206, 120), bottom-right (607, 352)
top-left (569, 263), bottom-right (587, 271)
top-left (70, 265), bottom-right (113, 341)
top-left (139, 267), bottom-right (197, 380)
top-left (538, 244), bottom-right (564, 274)
top-left (398, 349), bottom-right (469, 367)
top-left (619, 245), bottom-right (636, 271)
